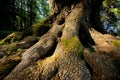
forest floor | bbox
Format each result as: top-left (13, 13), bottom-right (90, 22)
top-left (0, 29), bottom-right (120, 79)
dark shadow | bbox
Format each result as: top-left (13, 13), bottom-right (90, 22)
top-left (78, 23), bottom-right (95, 48)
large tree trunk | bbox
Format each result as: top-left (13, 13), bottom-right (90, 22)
top-left (0, 0), bottom-right (120, 80)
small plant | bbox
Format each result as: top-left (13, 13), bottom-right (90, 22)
top-left (17, 48), bottom-right (23, 55)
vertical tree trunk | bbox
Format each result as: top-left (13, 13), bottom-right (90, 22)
top-left (29, 0), bottom-right (32, 26)
top-left (2, 0), bottom-right (120, 80)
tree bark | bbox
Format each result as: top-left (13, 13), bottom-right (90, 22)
top-left (0, 0), bottom-right (120, 80)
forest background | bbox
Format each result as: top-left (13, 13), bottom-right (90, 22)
top-left (0, 0), bottom-right (120, 39)
top-left (0, 0), bottom-right (49, 38)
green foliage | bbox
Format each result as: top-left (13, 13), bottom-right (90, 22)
top-left (101, 0), bottom-right (120, 35)
top-left (102, 0), bottom-right (119, 20)
top-left (102, 0), bottom-right (120, 19)
top-left (38, 0), bottom-right (50, 18)
top-left (109, 8), bottom-right (120, 16)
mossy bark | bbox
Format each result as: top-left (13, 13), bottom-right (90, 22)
top-left (0, 0), bottom-right (120, 80)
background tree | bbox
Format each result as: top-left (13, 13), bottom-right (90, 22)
top-left (0, 0), bottom-right (50, 38)
top-left (38, 0), bottom-right (50, 18)
top-left (0, 0), bottom-right (15, 30)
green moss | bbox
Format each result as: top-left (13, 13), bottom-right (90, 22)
top-left (0, 33), bottom-right (14, 44)
top-left (112, 40), bottom-right (120, 48)
top-left (0, 32), bottom-right (23, 45)
top-left (16, 48), bottom-right (23, 55)
top-left (62, 37), bottom-right (84, 57)
top-left (32, 19), bottom-right (51, 36)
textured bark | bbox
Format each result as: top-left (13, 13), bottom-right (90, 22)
top-left (0, 0), bottom-right (120, 80)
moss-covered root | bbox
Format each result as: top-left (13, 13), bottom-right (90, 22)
top-left (3, 37), bottom-right (90, 80)
top-left (0, 32), bottom-right (23, 45)
top-left (0, 56), bottom-right (21, 80)
top-left (3, 57), bottom-right (59, 80)
top-left (0, 36), bottom-right (39, 57)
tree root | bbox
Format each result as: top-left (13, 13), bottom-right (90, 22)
top-left (4, 23), bottom-right (65, 79)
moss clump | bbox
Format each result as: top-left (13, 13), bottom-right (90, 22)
top-left (112, 40), bottom-right (120, 48)
top-left (62, 37), bottom-right (83, 56)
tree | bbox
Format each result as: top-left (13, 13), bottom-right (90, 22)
top-left (0, 0), bottom-right (120, 80)
top-left (0, 0), bottom-right (16, 30)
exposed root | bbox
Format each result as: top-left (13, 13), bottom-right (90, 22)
top-left (4, 23), bottom-right (65, 79)
top-left (83, 29), bottom-right (120, 80)
top-left (38, 56), bottom-right (59, 80)
top-left (0, 55), bottom-right (21, 80)
top-left (84, 51), bottom-right (119, 80)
